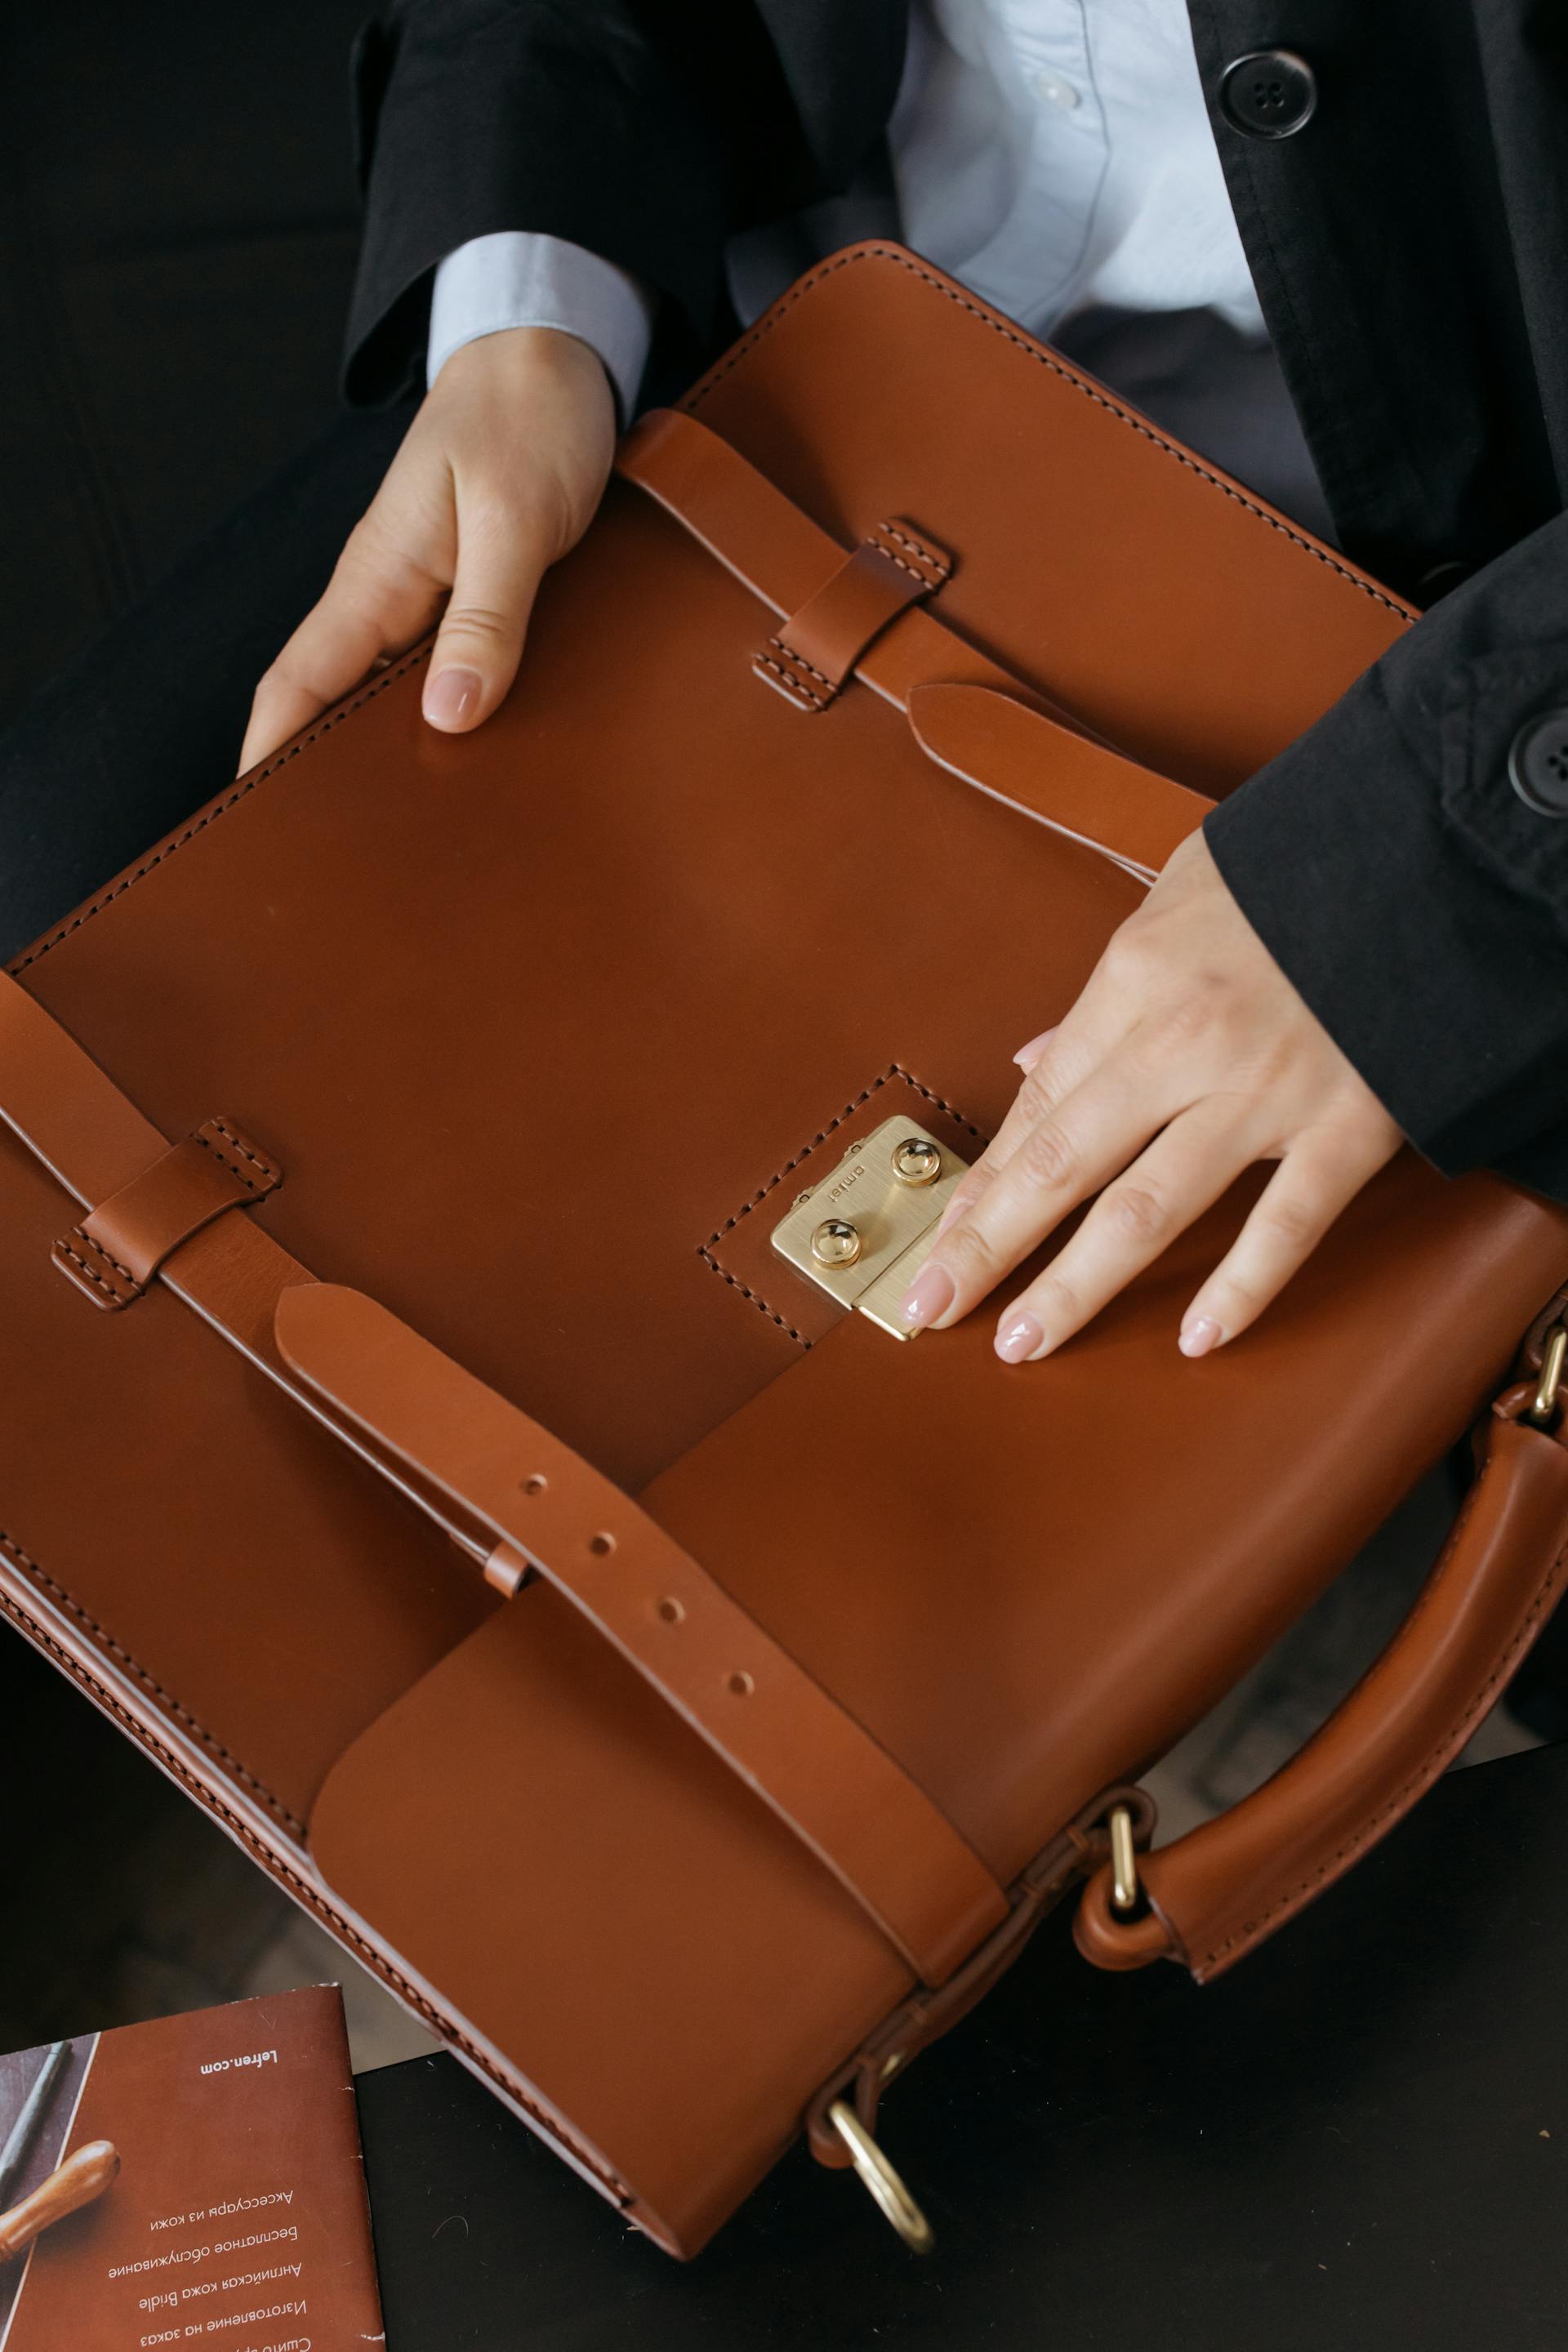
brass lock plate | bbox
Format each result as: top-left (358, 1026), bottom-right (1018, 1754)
top-left (769, 1115), bottom-right (971, 1339)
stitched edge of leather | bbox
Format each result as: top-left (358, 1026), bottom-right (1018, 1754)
top-left (2, 256), bottom-right (1412, 988)
top-left (684, 244), bottom-right (1416, 628)
top-left (195, 1117), bottom-right (282, 1195)
top-left (1194, 1460), bottom-right (1568, 1974)
top-left (698, 1062), bottom-right (988, 1343)
top-left (1, 1526), bottom-right (305, 1833)
top-left (0, 1575), bottom-right (632, 2208)
top-left (6, 647), bottom-right (432, 978)
top-left (53, 1227), bottom-right (143, 1308)
top-left (869, 519), bottom-right (951, 588)
top-left (754, 642), bottom-right (831, 710)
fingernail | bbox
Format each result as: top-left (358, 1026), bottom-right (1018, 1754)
top-left (996, 1313), bottom-right (1045, 1364)
top-left (900, 1262), bottom-right (956, 1330)
top-left (1013, 1025), bottom-right (1059, 1071)
top-left (424, 666), bottom-right (482, 729)
top-left (1179, 1315), bottom-right (1223, 1358)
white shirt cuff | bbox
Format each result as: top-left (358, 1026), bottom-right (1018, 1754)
top-left (426, 231), bottom-right (655, 421)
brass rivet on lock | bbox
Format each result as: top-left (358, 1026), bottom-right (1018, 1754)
top-left (812, 1218), bottom-right (862, 1267)
top-left (893, 1137), bottom-right (942, 1187)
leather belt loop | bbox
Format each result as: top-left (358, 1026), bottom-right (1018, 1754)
top-left (54, 1117), bottom-right (282, 1311)
top-left (755, 519), bottom-right (953, 712)
top-left (614, 409), bottom-right (1100, 749)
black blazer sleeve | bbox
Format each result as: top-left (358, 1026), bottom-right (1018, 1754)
top-left (1204, 511), bottom-right (1568, 1203)
top-left (341, 0), bottom-right (840, 404)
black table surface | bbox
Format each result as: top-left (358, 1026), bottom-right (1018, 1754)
top-left (357, 1740), bottom-right (1567, 2350)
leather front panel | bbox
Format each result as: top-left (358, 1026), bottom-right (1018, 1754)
top-left (2, 247), bottom-right (1564, 2244)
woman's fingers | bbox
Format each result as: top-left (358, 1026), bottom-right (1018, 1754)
top-left (238, 522), bottom-right (443, 773)
top-left (933, 973), bottom-right (1137, 1244)
top-left (422, 481), bottom-right (564, 733)
top-left (901, 1046), bottom-right (1187, 1329)
top-left (1174, 1120), bottom-right (1400, 1356)
top-left (420, 327), bottom-right (613, 735)
top-left (239, 324), bottom-right (617, 775)
top-left (915, 835), bottom-right (1407, 1360)
top-left (988, 1097), bottom-right (1251, 1361)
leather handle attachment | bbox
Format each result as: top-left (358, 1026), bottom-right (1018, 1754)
top-left (1076, 1385), bottom-right (1568, 1980)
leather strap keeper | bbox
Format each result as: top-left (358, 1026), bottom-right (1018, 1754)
top-left (54, 1116), bottom-right (281, 1310)
top-left (754, 517), bottom-right (952, 710)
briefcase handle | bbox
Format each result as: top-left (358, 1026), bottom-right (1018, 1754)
top-left (1076, 1331), bottom-right (1568, 1981)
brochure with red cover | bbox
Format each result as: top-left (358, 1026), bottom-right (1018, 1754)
top-left (0, 1984), bottom-right (383, 2351)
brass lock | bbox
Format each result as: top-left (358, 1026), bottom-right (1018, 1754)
top-left (771, 1116), bottom-right (971, 1339)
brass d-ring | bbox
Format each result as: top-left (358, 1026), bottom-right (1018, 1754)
top-left (1109, 1802), bottom-right (1140, 1912)
top-left (1529, 1323), bottom-right (1567, 1430)
top-left (827, 2099), bottom-right (934, 2253)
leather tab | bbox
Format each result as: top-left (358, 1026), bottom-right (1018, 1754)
top-left (53, 1117), bottom-right (281, 1312)
top-left (754, 519), bottom-right (952, 711)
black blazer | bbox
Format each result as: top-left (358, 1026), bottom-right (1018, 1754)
top-left (345, 0), bottom-right (1568, 1202)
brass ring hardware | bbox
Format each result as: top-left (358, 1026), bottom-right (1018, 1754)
top-left (826, 2099), bottom-right (934, 2254)
top-left (1528, 1323), bottom-right (1567, 1430)
top-left (1109, 1802), bottom-right (1139, 1913)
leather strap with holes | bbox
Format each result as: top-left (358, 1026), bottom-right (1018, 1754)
top-left (0, 967), bottom-right (1008, 1988)
top-left (272, 1282), bottom-right (1009, 1984)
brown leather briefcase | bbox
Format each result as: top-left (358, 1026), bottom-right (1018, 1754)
top-left (3, 244), bottom-right (1567, 2258)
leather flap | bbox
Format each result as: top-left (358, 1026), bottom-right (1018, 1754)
top-left (306, 1576), bottom-right (913, 2258)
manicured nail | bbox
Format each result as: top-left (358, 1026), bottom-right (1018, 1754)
top-left (424, 666), bottom-right (482, 729)
top-left (900, 1262), bottom-right (956, 1330)
top-left (1013, 1025), bottom-right (1059, 1072)
top-left (996, 1313), bottom-right (1045, 1364)
top-left (1179, 1315), bottom-right (1223, 1358)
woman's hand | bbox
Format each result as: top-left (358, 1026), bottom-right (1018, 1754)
top-left (899, 829), bottom-right (1404, 1360)
top-left (238, 326), bottom-right (616, 772)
